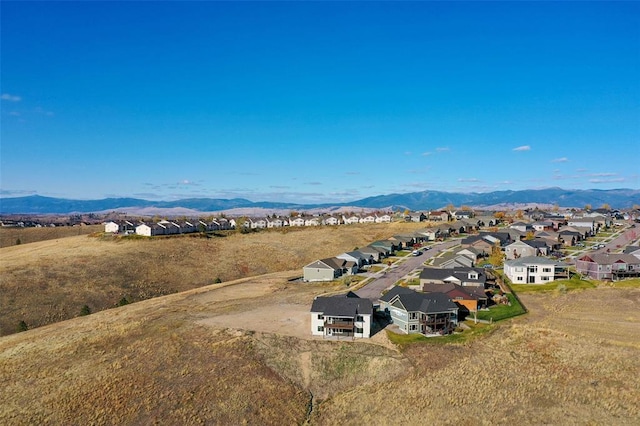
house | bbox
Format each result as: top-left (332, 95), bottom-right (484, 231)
top-left (454, 210), bottom-right (474, 220)
top-left (475, 216), bottom-right (499, 228)
top-left (531, 220), bottom-right (554, 231)
top-left (136, 222), bottom-right (167, 236)
top-left (419, 267), bottom-right (487, 288)
top-left (342, 214), bottom-right (361, 225)
top-left (428, 211), bottom-right (450, 222)
top-left (310, 292), bottom-right (373, 339)
top-left (303, 258), bottom-right (345, 282)
top-left (406, 212), bottom-right (427, 222)
top-left (323, 216), bottom-right (341, 226)
top-left (431, 252), bottom-right (475, 268)
top-left (422, 282), bottom-right (488, 315)
top-left (359, 214), bottom-right (376, 224)
top-left (289, 217), bottom-right (306, 227)
top-left (357, 246), bottom-right (387, 262)
top-left (336, 251), bottom-right (372, 268)
top-left (505, 240), bottom-right (543, 260)
top-left (375, 214), bottom-right (393, 223)
top-left (104, 220), bottom-right (135, 234)
top-left (389, 235), bottom-right (416, 249)
top-left (416, 228), bottom-right (440, 241)
top-left (266, 217), bottom-right (286, 228)
top-left (304, 217), bottom-right (321, 226)
top-left (510, 222), bottom-right (534, 233)
top-left (503, 256), bottom-right (569, 284)
top-left (567, 218), bottom-right (598, 235)
top-left (370, 240), bottom-right (399, 254)
top-left (575, 253), bottom-right (640, 281)
top-left (379, 286), bottom-right (458, 335)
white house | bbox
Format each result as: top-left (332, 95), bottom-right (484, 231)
top-left (310, 292), bottom-right (373, 339)
top-left (375, 214), bottom-right (392, 223)
top-left (104, 221), bottom-right (119, 233)
top-left (289, 217), bottom-right (305, 227)
top-left (504, 256), bottom-right (568, 284)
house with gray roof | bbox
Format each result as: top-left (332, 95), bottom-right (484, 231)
top-left (379, 287), bottom-right (458, 335)
top-left (575, 253), bottom-right (640, 281)
top-left (303, 257), bottom-right (348, 282)
top-left (504, 256), bottom-right (569, 284)
top-left (419, 267), bottom-right (487, 287)
top-left (310, 292), bottom-right (373, 339)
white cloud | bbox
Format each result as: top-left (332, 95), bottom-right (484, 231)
top-left (513, 145), bottom-right (531, 152)
top-left (552, 157), bottom-right (569, 163)
top-left (589, 172), bottom-right (617, 177)
top-left (436, 147), bottom-right (450, 152)
top-left (458, 178), bottom-right (480, 183)
top-left (421, 152), bottom-right (431, 156)
top-left (1, 93), bottom-right (21, 102)
top-left (589, 178), bottom-right (625, 184)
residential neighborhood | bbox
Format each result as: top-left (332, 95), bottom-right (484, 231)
top-left (300, 206), bottom-right (640, 339)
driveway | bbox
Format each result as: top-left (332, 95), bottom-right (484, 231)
top-left (356, 239), bottom-right (459, 301)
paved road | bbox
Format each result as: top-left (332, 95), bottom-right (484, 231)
top-left (355, 239), bottom-right (459, 301)
top-left (564, 225), bottom-right (638, 264)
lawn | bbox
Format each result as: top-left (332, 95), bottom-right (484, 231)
top-left (511, 276), bottom-right (599, 293)
top-left (386, 321), bottom-right (495, 346)
top-left (476, 293), bottom-right (526, 322)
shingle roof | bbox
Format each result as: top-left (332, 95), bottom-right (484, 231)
top-left (505, 256), bottom-right (568, 267)
top-left (311, 294), bottom-right (373, 316)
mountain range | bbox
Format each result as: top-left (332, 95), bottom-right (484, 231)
top-left (1, 188), bottom-right (639, 214)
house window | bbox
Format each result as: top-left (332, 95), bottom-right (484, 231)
top-left (517, 277), bottom-right (523, 281)
top-left (318, 315), bottom-right (324, 320)
top-left (356, 315), bottom-right (363, 322)
top-left (528, 265), bottom-right (538, 273)
top-left (542, 267), bottom-right (552, 273)
top-left (317, 326), bottom-right (324, 332)
top-left (409, 324), bottom-right (418, 331)
top-left (355, 327), bottom-right (363, 334)
top-left (409, 312), bottom-right (418, 320)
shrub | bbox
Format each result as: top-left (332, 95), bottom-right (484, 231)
top-left (214, 277), bottom-right (223, 284)
top-left (17, 320), bottom-right (28, 332)
top-left (79, 305), bottom-right (91, 316)
top-left (117, 297), bottom-right (130, 307)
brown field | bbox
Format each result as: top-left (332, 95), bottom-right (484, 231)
top-left (0, 269), bottom-right (638, 424)
top-left (0, 224), bottom-right (103, 248)
top-left (0, 222), bottom-right (419, 336)
top-left (1, 224), bottom-right (639, 424)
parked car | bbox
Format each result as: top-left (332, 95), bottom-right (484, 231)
top-left (411, 250), bottom-right (421, 256)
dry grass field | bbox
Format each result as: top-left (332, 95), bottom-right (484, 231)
top-left (1, 224), bottom-right (639, 424)
top-left (0, 269), bottom-right (638, 424)
top-left (0, 222), bottom-right (419, 336)
top-left (0, 224), bottom-right (103, 248)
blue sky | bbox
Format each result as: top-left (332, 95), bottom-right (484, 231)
top-left (1, 1), bottom-right (639, 203)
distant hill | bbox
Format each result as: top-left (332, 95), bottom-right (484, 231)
top-left (1, 188), bottom-right (639, 214)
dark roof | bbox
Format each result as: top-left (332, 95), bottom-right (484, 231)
top-left (311, 293), bottom-right (373, 316)
top-left (380, 287), bottom-right (458, 314)
top-left (379, 285), bottom-right (415, 303)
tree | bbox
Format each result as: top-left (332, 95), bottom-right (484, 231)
top-left (552, 203), bottom-right (560, 213)
top-left (17, 320), bottom-right (28, 332)
top-left (494, 211), bottom-right (505, 220)
top-left (117, 297), bottom-right (130, 307)
top-left (15, 238), bottom-right (21, 245)
top-left (584, 204), bottom-right (592, 211)
top-left (515, 210), bottom-right (524, 219)
top-left (525, 231), bottom-right (535, 240)
top-left (488, 242), bottom-right (504, 266)
top-left (601, 203), bottom-right (611, 211)
top-left (79, 305), bottom-right (91, 316)
top-left (461, 205), bottom-right (473, 211)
